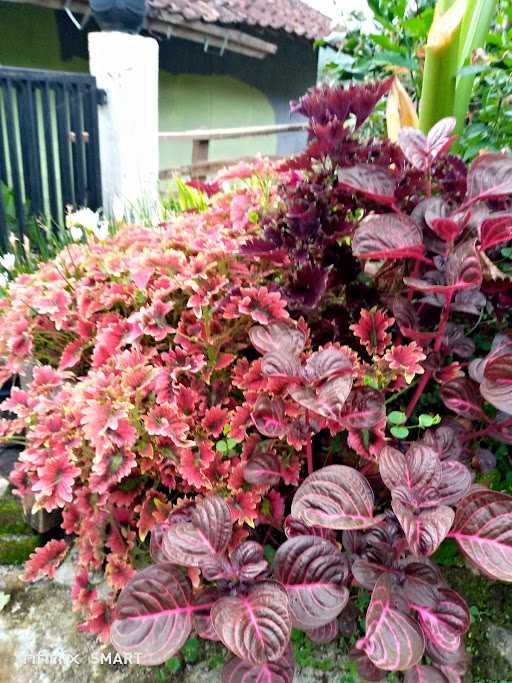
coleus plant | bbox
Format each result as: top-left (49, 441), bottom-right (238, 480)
top-left (111, 447), bottom-right (512, 681)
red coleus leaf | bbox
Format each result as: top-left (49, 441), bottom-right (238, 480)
top-left (352, 214), bottom-right (424, 261)
top-left (469, 333), bottom-right (512, 416)
top-left (337, 164), bottom-right (396, 205)
top-left (398, 118), bottom-right (456, 170)
top-left (243, 449), bottom-right (282, 486)
top-left (110, 563), bottom-right (193, 665)
top-left (450, 488), bottom-right (512, 582)
top-left (350, 307), bottom-right (395, 355)
top-left (404, 582), bottom-right (470, 653)
top-left (291, 465), bottom-right (376, 530)
top-left (221, 647), bottom-right (295, 683)
top-left (478, 213), bottom-right (512, 251)
top-left (273, 535), bottom-right (349, 629)
top-left (212, 581), bottom-right (291, 665)
top-left (357, 574), bottom-right (425, 671)
top-left (466, 152), bottom-right (512, 202)
top-left (23, 539), bottom-right (68, 582)
top-left (161, 495), bottom-right (232, 567)
top-left (440, 377), bottom-right (486, 420)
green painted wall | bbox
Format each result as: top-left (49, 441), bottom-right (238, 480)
top-left (0, 3), bottom-right (277, 173)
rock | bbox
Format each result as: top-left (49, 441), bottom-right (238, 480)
top-left (0, 446), bottom-right (21, 479)
top-left (488, 624), bottom-right (512, 666)
top-left (0, 477), bottom-right (8, 499)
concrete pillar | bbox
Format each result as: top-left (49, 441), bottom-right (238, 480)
top-left (88, 31), bottom-right (159, 219)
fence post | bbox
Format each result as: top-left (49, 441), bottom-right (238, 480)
top-left (88, 31), bottom-right (159, 218)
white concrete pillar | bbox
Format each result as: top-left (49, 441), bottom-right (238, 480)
top-left (88, 31), bottom-right (159, 219)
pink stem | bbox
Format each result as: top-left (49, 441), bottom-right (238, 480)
top-left (305, 410), bottom-right (313, 475)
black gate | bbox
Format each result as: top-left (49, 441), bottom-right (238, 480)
top-left (0, 66), bottom-right (104, 250)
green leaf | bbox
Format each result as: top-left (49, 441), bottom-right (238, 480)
top-left (418, 414), bottom-right (434, 428)
top-left (223, 423), bottom-right (231, 435)
top-left (501, 247), bottom-right (512, 259)
top-left (0, 592), bottom-right (10, 611)
top-left (182, 637), bottom-right (201, 664)
top-left (368, 34), bottom-right (403, 53)
top-left (215, 440), bottom-right (228, 453)
top-left (432, 414), bottom-right (441, 425)
top-left (226, 437), bottom-right (237, 450)
top-left (390, 425), bottom-right (409, 439)
top-left (164, 657), bottom-right (181, 673)
top-left (388, 411), bottom-right (407, 425)
top-left (457, 63), bottom-right (492, 77)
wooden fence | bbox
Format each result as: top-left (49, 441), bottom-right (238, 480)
top-left (158, 122), bottom-right (307, 179)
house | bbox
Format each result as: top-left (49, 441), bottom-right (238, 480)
top-left (0, 0), bottom-right (330, 172)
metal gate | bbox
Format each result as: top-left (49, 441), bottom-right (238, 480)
top-left (0, 66), bottom-right (104, 250)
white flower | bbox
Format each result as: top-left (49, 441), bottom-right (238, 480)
top-left (92, 220), bottom-right (109, 241)
top-left (0, 253), bottom-right (16, 271)
top-left (66, 208), bottom-right (99, 233)
top-left (0, 273), bottom-right (8, 288)
top-left (70, 226), bottom-right (83, 242)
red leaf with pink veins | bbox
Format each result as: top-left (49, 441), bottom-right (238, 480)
top-left (404, 240), bottom-right (482, 294)
top-left (466, 152), bottom-right (512, 202)
top-left (273, 535), bottom-right (349, 629)
top-left (161, 495), bottom-right (232, 567)
top-left (337, 165), bottom-right (397, 205)
top-left (251, 395), bottom-right (287, 438)
top-left (211, 581), bottom-right (291, 665)
top-left (249, 322), bottom-right (306, 356)
top-left (291, 465), bottom-right (376, 530)
top-left (450, 488), bottom-right (512, 582)
top-left (243, 450), bottom-right (282, 486)
top-left (404, 665), bottom-right (451, 683)
top-left (221, 647), bottom-right (295, 683)
top-left (469, 333), bottom-right (512, 415)
top-left (478, 213), bottom-right (512, 251)
top-left (379, 445), bottom-right (442, 495)
top-left (357, 574), bottom-right (425, 671)
top-left (392, 499), bottom-right (454, 556)
top-left (440, 377), bottom-right (486, 420)
top-left (352, 214), bottom-right (424, 261)
top-left (110, 563), bottom-right (193, 665)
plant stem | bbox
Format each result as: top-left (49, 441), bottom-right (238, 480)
top-left (305, 410), bottom-right (313, 476)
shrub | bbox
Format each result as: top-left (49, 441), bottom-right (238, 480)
top-left (1, 79), bottom-right (511, 681)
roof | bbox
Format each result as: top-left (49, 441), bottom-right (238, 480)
top-left (148, 0), bottom-right (332, 41)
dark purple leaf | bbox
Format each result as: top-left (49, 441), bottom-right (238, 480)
top-left (221, 647), bottom-right (295, 683)
top-left (469, 334), bottom-right (512, 416)
top-left (420, 426), bottom-right (463, 462)
top-left (404, 665), bottom-right (449, 683)
top-left (392, 499), bottom-right (454, 556)
top-left (405, 240), bottom-right (482, 294)
top-left (291, 465), bottom-right (376, 530)
top-left (338, 599), bottom-right (359, 637)
top-left (442, 323), bottom-right (475, 359)
top-left (249, 323), bottom-right (306, 356)
top-left (353, 214), bottom-right (424, 261)
top-left (350, 647), bottom-right (388, 681)
top-left (149, 522), bottom-right (169, 563)
top-left (398, 118), bottom-right (455, 170)
top-left (340, 387), bottom-right (386, 430)
top-left (337, 165), bottom-right (396, 205)
top-left (302, 347), bottom-right (353, 385)
top-left (287, 264), bottom-right (329, 308)
top-left (305, 618), bottom-right (339, 644)
top-left (357, 574), bottom-right (425, 671)
top-left (440, 378), bottom-right (486, 420)
top-left (192, 587), bottom-right (225, 641)
top-left (243, 450), bottom-right (282, 486)
top-left (212, 581), bottom-right (291, 665)
top-left (479, 213), bottom-right (512, 251)
top-left (252, 396), bottom-right (287, 438)
top-left (379, 445), bottom-right (442, 495)
top-left (472, 448), bottom-right (497, 474)
top-left (283, 515), bottom-right (337, 543)
top-left (289, 375), bottom-right (353, 421)
top-left (425, 640), bottom-right (471, 681)
top-left (273, 535), bottom-right (349, 629)
top-left (352, 558), bottom-right (393, 591)
top-left (111, 563), bottom-right (193, 665)
top-left (466, 153), bottom-right (512, 202)
top-left (437, 461), bottom-right (472, 506)
top-left (261, 351), bottom-right (302, 380)
top-left (161, 495), bottom-right (232, 567)
top-left (231, 542), bottom-right (268, 582)
top-left (450, 488), bottom-right (512, 582)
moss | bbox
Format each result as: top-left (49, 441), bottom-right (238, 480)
top-left (0, 493), bottom-right (33, 535)
top-left (447, 567), bottom-right (512, 681)
top-left (0, 533), bottom-right (42, 565)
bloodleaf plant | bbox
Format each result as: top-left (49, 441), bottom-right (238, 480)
top-left (112, 444), bottom-right (512, 681)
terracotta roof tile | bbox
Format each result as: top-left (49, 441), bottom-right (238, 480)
top-left (148, 0), bottom-right (331, 40)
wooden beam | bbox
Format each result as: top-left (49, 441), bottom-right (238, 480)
top-left (159, 122), bottom-right (307, 141)
top-left (159, 155), bottom-right (282, 180)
